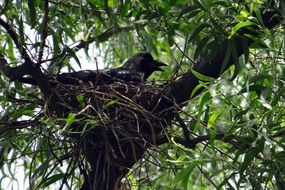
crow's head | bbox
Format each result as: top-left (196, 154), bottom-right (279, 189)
top-left (122, 52), bottom-right (167, 80)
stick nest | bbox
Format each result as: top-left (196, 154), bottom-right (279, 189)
top-left (53, 80), bottom-right (172, 168)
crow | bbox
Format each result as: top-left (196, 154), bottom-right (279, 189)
top-left (19, 52), bottom-right (166, 85)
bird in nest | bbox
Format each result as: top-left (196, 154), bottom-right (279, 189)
top-left (19, 52), bottom-right (167, 85)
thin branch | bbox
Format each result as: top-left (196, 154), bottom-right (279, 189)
top-left (0, 17), bottom-right (33, 64)
top-left (48, 0), bottom-right (120, 16)
top-left (38, 25), bottom-right (138, 68)
top-left (156, 133), bottom-right (248, 150)
top-left (37, 0), bottom-right (49, 63)
top-left (197, 165), bottom-right (218, 188)
top-left (175, 114), bottom-right (195, 148)
top-left (74, 25), bottom-right (138, 50)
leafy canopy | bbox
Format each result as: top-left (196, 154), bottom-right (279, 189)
top-left (0, 0), bottom-right (284, 189)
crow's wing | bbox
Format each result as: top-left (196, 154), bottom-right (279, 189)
top-left (56, 70), bottom-right (99, 84)
top-left (104, 68), bottom-right (144, 82)
top-left (18, 69), bottom-right (144, 85)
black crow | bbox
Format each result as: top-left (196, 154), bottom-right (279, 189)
top-left (19, 52), bottom-right (166, 85)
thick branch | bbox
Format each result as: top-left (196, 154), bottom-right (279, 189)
top-left (0, 56), bottom-right (31, 80)
top-left (0, 119), bottom-right (40, 135)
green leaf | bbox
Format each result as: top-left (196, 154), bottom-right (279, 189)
top-left (191, 69), bottom-right (215, 82)
top-left (188, 23), bottom-right (211, 42)
top-left (66, 113), bottom-right (76, 125)
top-left (106, 99), bottom-right (118, 107)
top-left (250, 2), bottom-right (264, 26)
top-left (177, 5), bottom-right (200, 20)
top-left (198, 91), bottom-right (211, 120)
top-left (174, 161), bottom-right (202, 189)
top-left (68, 48), bottom-right (82, 69)
top-left (207, 110), bottom-right (222, 129)
top-left (234, 108), bottom-right (250, 120)
top-left (250, 37), bottom-right (269, 48)
top-left (33, 160), bottom-right (49, 177)
top-left (190, 82), bottom-right (208, 98)
top-left (200, 0), bottom-right (211, 11)
top-left (229, 40), bottom-right (240, 80)
top-left (194, 35), bottom-right (210, 60)
top-left (6, 37), bottom-right (15, 61)
top-left (229, 21), bottom-right (255, 39)
top-left (51, 30), bottom-right (61, 56)
top-left (239, 84), bottom-right (266, 94)
top-left (193, 0), bottom-right (208, 12)
top-left (213, 1), bottom-right (228, 7)
top-left (76, 95), bottom-right (85, 107)
top-left (120, 0), bottom-right (131, 16)
top-left (217, 172), bottom-right (237, 189)
top-left (220, 41), bottom-right (232, 75)
top-left (27, 0), bottom-right (36, 28)
top-left (249, 74), bottom-right (273, 84)
top-left (240, 147), bottom-right (260, 174)
top-left (40, 173), bottom-right (65, 188)
top-left (209, 129), bottom-right (217, 146)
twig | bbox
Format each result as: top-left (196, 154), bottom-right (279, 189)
top-left (175, 113), bottom-right (195, 148)
top-left (37, 0), bottom-right (49, 63)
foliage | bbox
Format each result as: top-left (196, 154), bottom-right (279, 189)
top-left (0, 0), bottom-right (284, 189)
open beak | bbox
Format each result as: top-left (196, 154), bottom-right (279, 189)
top-left (153, 60), bottom-right (167, 71)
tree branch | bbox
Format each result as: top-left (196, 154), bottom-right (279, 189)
top-left (0, 55), bottom-right (31, 80)
top-left (37, 0), bottom-right (49, 63)
top-left (74, 25), bottom-right (139, 51)
top-left (0, 55), bottom-right (68, 115)
top-left (0, 17), bottom-right (33, 64)
top-left (156, 133), bottom-right (249, 150)
top-left (0, 119), bottom-right (40, 135)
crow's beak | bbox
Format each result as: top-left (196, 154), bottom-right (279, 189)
top-left (153, 60), bottom-right (167, 71)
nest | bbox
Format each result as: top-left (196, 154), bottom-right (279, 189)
top-left (53, 80), bottom-right (173, 176)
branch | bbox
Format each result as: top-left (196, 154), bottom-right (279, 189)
top-left (74, 25), bottom-right (139, 51)
top-left (0, 119), bottom-right (40, 135)
top-left (0, 18), bottom-right (33, 64)
top-left (37, 0), bottom-right (49, 63)
top-left (44, 25), bottom-right (138, 68)
top-left (0, 55), bottom-right (31, 80)
top-left (156, 133), bottom-right (249, 150)
top-left (175, 114), bottom-right (195, 148)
